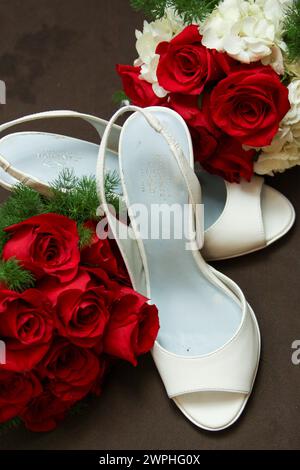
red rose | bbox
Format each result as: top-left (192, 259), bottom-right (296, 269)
top-left (104, 287), bottom-right (159, 366)
top-left (81, 221), bottom-right (118, 274)
top-left (168, 93), bottom-right (219, 160)
top-left (37, 267), bottom-right (115, 348)
top-left (190, 126), bottom-right (218, 161)
top-left (55, 287), bottom-right (111, 348)
top-left (0, 289), bottom-right (53, 371)
top-left (3, 213), bottom-right (80, 282)
top-left (168, 94), bottom-right (202, 127)
top-left (194, 133), bottom-right (255, 183)
top-left (81, 221), bottom-right (131, 283)
top-left (39, 340), bottom-right (100, 401)
top-left (21, 389), bottom-right (73, 432)
top-left (156, 25), bottom-right (225, 95)
top-left (168, 93), bottom-right (216, 131)
top-left (109, 239), bottom-right (131, 284)
top-left (116, 64), bottom-right (166, 107)
top-left (210, 65), bottom-right (290, 147)
top-left (90, 356), bottom-right (112, 396)
top-left (0, 371), bottom-right (41, 423)
top-left (37, 266), bottom-right (112, 304)
top-left (54, 272), bottom-right (114, 348)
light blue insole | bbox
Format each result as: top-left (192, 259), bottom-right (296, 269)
top-left (119, 110), bottom-right (241, 356)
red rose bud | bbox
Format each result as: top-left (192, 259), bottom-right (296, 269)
top-left (81, 221), bottom-right (120, 277)
top-left (104, 287), bottom-right (159, 366)
top-left (116, 64), bottom-right (167, 107)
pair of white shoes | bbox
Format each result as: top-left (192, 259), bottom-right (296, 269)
top-left (0, 107), bottom-right (295, 431)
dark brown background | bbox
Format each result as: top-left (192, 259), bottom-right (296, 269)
top-left (0, 0), bottom-right (299, 450)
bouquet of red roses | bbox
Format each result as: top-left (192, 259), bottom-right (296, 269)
top-left (0, 172), bottom-right (159, 432)
top-left (117, 0), bottom-right (300, 182)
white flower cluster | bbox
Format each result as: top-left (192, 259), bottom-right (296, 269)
top-left (255, 80), bottom-right (300, 175)
top-left (200, 0), bottom-right (293, 73)
top-left (134, 8), bottom-right (185, 97)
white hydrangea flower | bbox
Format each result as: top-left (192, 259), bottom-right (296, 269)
top-left (261, 45), bottom-right (284, 75)
top-left (254, 141), bottom-right (300, 175)
top-left (255, 80), bottom-right (300, 175)
top-left (134, 8), bottom-right (185, 97)
top-left (200, 0), bottom-right (292, 70)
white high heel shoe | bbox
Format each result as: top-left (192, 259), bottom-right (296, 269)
top-left (0, 110), bottom-right (294, 259)
top-left (96, 105), bottom-right (261, 431)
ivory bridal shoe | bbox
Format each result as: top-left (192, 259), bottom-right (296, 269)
top-left (96, 105), bottom-right (261, 431)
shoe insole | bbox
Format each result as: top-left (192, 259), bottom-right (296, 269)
top-left (119, 109), bottom-right (242, 356)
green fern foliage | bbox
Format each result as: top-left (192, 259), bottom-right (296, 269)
top-left (47, 170), bottom-right (100, 224)
top-left (130, 0), bottom-right (219, 22)
top-left (0, 259), bottom-right (35, 292)
top-left (47, 169), bottom-right (120, 222)
top-left (77, 223), bottom-right (93, 248)
top-left (284, 0), bottom-right (300, 61)
top-left (131, 0), bottom-right (168, 19)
